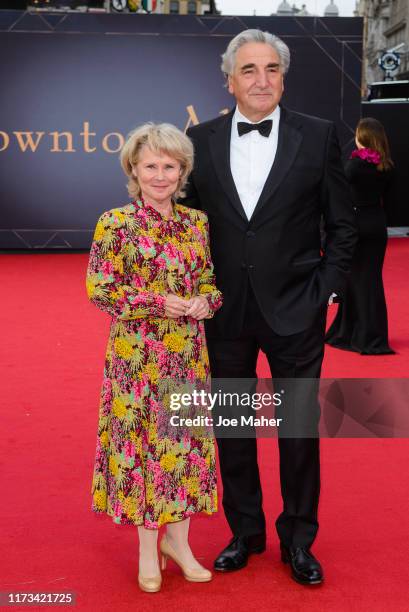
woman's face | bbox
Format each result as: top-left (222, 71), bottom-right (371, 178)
top-left (133, 145), bottom-right (181, 206)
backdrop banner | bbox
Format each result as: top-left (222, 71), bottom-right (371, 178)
top-left (0, 11), bottom-right (363, 249)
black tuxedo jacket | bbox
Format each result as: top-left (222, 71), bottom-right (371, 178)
top-left (184, 106), bottom-right (357, 337)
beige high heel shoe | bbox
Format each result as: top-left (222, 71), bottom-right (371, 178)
top-left (138, 572), bottom-right (162, 593)
top-left (160, 535), bottom-right (212, 582)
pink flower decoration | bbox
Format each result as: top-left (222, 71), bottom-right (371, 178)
top-left (184, 274), bottom-right (192, 290)
top-left (156, 255), bottom-right (167, 269)
top-left (102, 379), bottom-right (113, 402)
top-left (101, 260), bottom-right (114, 276)
top-left (186, 369), bottom-right (196, 383)
top-left (132, 379), bottom-right (144, 396)
top-left (147, 459), bottom-right (162, 476)
top-left (95, 444), bottom-right (103, 458)
top-left (113, 500), bottom-right (122, 517)
top-left (200, 466), bottom-right (209, 481)
top-left (138, 207), bottom-right (149, 221)
top-left (189, 453), bottom-right (206, 468)
top-left (149, 397), bottom-right (161, 413)
top-left (177, 486), bottom-right (187, 501)
top-left (158, 352), bottom-right (170, 367)
top-left (351, 148), bottom-right (381, 165)
top-left (124, 440), bottom-right (135, 460)
top-left (131, 469), bottom-right (144, 487)
top-left (164, 243), bottom-right (179, 260)
top-left (139, 235), bottom-right (155, 250)
top-left (131, 274), bottom-right (145, 288)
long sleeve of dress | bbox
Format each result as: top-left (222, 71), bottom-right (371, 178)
top-left (86, 212), bottom-right (166, 320)
top-left (197, 218), bottom-right (223, 318)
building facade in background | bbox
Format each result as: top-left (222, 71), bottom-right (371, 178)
top-left (24, 1), bottom-right (218, 15)
top-left (158, 0), bottom-right (212, 14)
top-left (356, 0), bottom-right (409, 86)
top-left (275, 0), bottom-right (339, 16)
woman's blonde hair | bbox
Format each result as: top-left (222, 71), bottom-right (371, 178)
top-left (120, 122), bottom-right (194, 201)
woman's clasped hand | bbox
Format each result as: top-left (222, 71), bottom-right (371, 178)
top-left (164, 293), bottom-right (210, 319)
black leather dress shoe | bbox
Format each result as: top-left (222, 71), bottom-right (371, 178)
top-left (214, 533), bottom-right (266, 572)
top-left (280, 544), bottom-right (323, 585)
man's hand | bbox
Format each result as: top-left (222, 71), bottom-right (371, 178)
top-left (328, 292), bottom-right (338, 305)
top-left (164, 294), bottom-right (191, 318)
top-left (185, 296), bottom-right (210, 320)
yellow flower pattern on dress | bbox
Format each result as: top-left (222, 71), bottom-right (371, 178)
top-left (112, 397), bottom-right (127, 419)
top-left (100, 431), bottom-right (109, 449)
top-left (163, 333), bottom-right (186, 353)
top-left (143, 362), bottom-right (160, 385)
top-left (114, 337), bottom-right (134, 360)
top-left (93, 489), bottom-right (106, 511)
top-left (160, 453), bottom-right (177, 472)
top-left (93, 221), bottom-right (105, 242)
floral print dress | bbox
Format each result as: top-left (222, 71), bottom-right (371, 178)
top-left (86, 199), bottom-right (222, 528)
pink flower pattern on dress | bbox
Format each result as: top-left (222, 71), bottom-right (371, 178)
top-left (350, 148), bottom-right (381, 165)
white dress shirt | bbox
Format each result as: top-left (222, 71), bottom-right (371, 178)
top-left (230, 105), bottom-right (281, 220)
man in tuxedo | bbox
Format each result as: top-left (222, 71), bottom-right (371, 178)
top-left (184, 29), bottom-right (357, 585)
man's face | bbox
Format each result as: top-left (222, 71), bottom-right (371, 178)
top-left (228, 42), bottom-right (285, 122)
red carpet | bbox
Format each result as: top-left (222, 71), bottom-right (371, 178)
top-left (1, 238), bottom-right (409, 611)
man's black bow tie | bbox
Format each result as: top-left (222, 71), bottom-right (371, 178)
top-left (237, 119), bottom-right (273, 138)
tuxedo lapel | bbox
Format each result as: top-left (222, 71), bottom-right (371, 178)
top-left (251, 107), bottom-right (303, 220)
top-left (208, 110), bottom-right (248, 222)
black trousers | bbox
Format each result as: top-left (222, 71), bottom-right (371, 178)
top-left (207, 284), bottom-right (327, 549)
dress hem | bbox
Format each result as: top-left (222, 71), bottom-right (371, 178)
top-left (91, 506), bottom-right (217, 529)
top-left (325, 339), bottom-right (395, 355)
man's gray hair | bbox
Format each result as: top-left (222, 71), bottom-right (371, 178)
top-left (221, 29), bottom-right (291, 76)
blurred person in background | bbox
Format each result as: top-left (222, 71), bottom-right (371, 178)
top-left (326, 117), bottom-right (395, 355)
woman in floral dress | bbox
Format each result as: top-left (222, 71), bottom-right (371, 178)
top-left (86, 123), bottom-right (222, 592)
